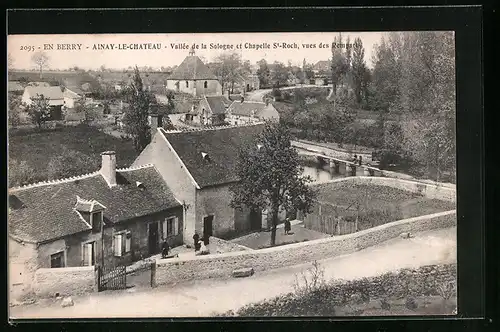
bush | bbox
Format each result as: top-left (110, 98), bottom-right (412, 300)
top-left (405, 297), bottom-right (418, 310)
top-left (292, 260), bottom-right (326, 297)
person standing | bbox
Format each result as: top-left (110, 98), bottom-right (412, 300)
top-left (284, 218), bottom-right (291, 235)
top-left (358, 155), bottom-right (363, 166)
top-left (193, 232), bottom-right (200, 252)
top-left (161, 238), bottom-right (170, 258)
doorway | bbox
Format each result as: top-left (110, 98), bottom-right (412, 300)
top-left (203, 215), bottom-right (213, 245)
top-left (148, 222), bottom-right (159, 255)
top-left (249, 209), bottom-right (262, 231)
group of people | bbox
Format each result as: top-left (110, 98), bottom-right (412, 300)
top-left (352, 154), bottom-right (363, 166)
top-left (192, 233), bottom-right (209, 255)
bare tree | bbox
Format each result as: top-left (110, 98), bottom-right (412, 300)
top-left (31, 51), bottom-right (50, 79)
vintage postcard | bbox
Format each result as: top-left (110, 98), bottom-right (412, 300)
top-left (8, 31), bottom-right (457, 319)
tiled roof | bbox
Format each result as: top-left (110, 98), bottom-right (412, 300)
top-left (168, 56), bottom-right (218, 80)
top-left (228, 101), bottom-right (280, 120)
top-left (24, 86), bottom-right (64, 100)
top-left (205, 96), bottom-right (231, 115)
top-left (160, 124), bottom-right (265, 188)
top-left (8, 166), bottom-right (181, 243)
top-left (313, 60), bottom-right (331, 71)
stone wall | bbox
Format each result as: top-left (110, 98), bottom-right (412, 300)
top-left (9, 238), bottom-right (39, 302)
top-left (312, 177), bottom-right (456, 203)
top-left (32, 266), bottom-right (97, 298)
top-left (155, 210), bottom-right (456, 286)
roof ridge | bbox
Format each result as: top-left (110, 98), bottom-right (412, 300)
top-left (162, 122), bottom-right (264, 134)
top-left (9, 171), bottom-right (101, 192)
top-left (116, 163), bottom-right (154, 172)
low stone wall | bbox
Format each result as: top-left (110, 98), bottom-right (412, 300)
top-left (208, 236), bottom-right (253, 254)
top-left (155, 210), bottom-right (456, 287)
top-left (312, 177), bottom-right (456, 203)
top-left (33, 266), bottom-right (97, 298)
top-left (232, 263), bottom-right (457, 316)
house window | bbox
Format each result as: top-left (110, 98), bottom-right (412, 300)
top-left (185, 81), bottom-right (189, 88)
top-left (82, 242), bottom-right (96, 266)
top-left (204, 81), bottom-right (208, 89)
top-left (114, 231), bottom-right (131, 257)
top-left (50, 251), bottom-right (65, 268)
top-left (161, 217), bottom-right (178, 238)
top-left (91, 211), bottom-right (102, 232)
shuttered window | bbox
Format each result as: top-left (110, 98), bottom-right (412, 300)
top-left (114, 231), bottom-right (131, 256)
top-left (114, 234), bottom-right (122, 256)
top-left (82, 242), bottom-right (95, 266)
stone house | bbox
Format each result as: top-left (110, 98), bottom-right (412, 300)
top-left (133, 122), bottom-right (266, 244)
top-left (21, 86), bottom-right (65, 120)
top-left (184, 95), bottom-right (232, 126)
top-left (165, 49), bottom-right (222, 97)
top-left (8, 151), bottom-right (183, 295)
top-left (62, 87), bottom-right (82, 109)
top-left (226, 100), bottom-right (280, 126)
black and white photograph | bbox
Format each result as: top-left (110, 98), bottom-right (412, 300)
top-left (7, 30), bottom-right (457, 318)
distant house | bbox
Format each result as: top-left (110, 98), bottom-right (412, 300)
top-left (313, 60), bottom-right (331, 74)
top-left (9, 151), bottom-right (183, 294)
top-left (165, 49), bottom-right (222, 97)
top-left (63, 88), bottom-right (82, 109)
top-left (27, 81), bottom-right (51, 88)
top-left (21, 86), bottom-right (65, 120)
top-left (184, 95), bottom-right (231, 126)
top-left (133, 122), bottom-right (266, 244)
top-left (226, 100), bottom-right (280, 125)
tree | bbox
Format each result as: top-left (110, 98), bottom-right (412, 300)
top-left (230, 121), bottom-right (317, 246)
top-left (31, 51), bottom-right (50, 79)
top-left (213, 52), bottom-right (248, 93)
top-left (26, 94), bottom-right (51, 128)
top-left (331, 34), bottom-right (349, 97)
top-left (122, 66), bottom-right (154, 152)
top-left (8, 94), bottom-right (22, 127)
top-left (74, 98), bottom-right (98, 124)
top-left (351, 37), bottom-right (367, 104)
top-left (256, 59), bottom-right (271, 87)
top-left (271, 61), bottom-right (289, 88)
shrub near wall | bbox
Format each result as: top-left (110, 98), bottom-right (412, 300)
top-left (230, 264), bottom-right (457, 317)
top-left (155, 210), bottom-right (456, 287)
top-left (33, 266), bottom-right (97, 298)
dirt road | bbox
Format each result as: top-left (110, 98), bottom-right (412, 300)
top-left (10, 227), bottom-right (456, 319)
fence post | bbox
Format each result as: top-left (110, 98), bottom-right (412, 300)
top-left (150, 262), bottom-right (157, 288)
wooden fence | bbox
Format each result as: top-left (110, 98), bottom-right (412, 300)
top-left (304, 214), bottom-right (357, 236)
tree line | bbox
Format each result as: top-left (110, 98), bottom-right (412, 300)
top-left (276, 32), bottom-right (455, 182)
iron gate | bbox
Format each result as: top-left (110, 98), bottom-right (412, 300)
top-left (98, 265), bottom-right (127, 291)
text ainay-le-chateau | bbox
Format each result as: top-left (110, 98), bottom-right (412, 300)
top-left (92, 43), bottom-right (163, 50)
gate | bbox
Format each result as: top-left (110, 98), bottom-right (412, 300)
top-left (98, 265), bottom-right (127, 291)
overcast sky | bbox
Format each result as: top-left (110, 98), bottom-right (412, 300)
top-left (8, 32), bottom-right (385, 71)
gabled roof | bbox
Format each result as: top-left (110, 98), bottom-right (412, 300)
top-left (24, 86), bottom-right (64, 100)
top-left (167, 55), bottom-right (218, 80)
top-left (8, 165), bottom-right (181, 244)
top-left (228, 101), bottom-right (280, 120)
top-left (205, 96), bottom-right (232, 115)
top-left (313, 60), bottom-right (331, 71)
top-left (159, 124), bottom-right (265, 188)
top-left (63, 88), bottom-right (81, 99)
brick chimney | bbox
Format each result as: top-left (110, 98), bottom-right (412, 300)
top-left (150, 113), bottom-right (163, 136)
top-left (100, 151), bottom-right (117, 187)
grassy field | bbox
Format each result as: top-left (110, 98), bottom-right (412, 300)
top-left (8, 124), bottom-right (138, 187)
top-left (313, 182), bottom-right (455, 215)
